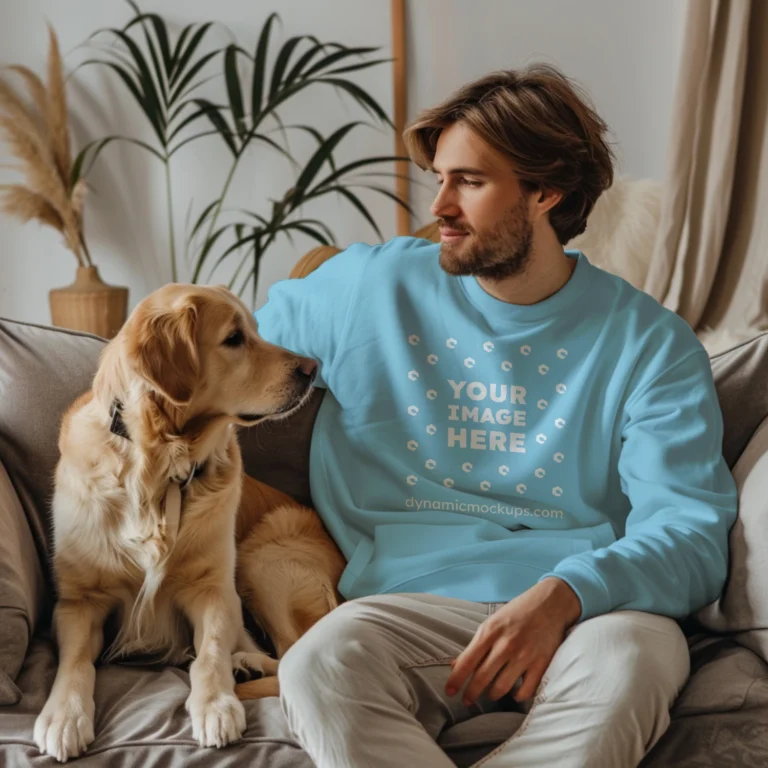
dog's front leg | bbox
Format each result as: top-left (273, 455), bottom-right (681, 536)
top-left (177, 587), bottom-right (246, 748)
top-left (34, 597), bottom-right (110, 762)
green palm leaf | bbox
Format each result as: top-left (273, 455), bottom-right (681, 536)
top-left (124, 4), bottom-right (172, 74)
top-left (251, 13), bottom-right (278, 119)
top-left (268, 35), bottom-right (306, 101)
top-left (323, 58), bottom-right (393, 76)
top-left (223, 45), bottom-right (246, 141)
top-left (193, 99), bottom-right (237, 155)
top-left (327, 185), bottom-right (384, 240)
top-left (346, 183), bottom-right (415, 217)
top-left (71, 135), bottom-right (164, 186)
top-left (169, 22), bottom-right (214, 88)
top-left (311, 155), bottom-right (410, 194)
top-left (228, 235), bottom-right (261, 291)
top-left (302, 46), bottom-right (378, 78)
top-left (293, 122), bottom-right (361, 196)
top-left (316, 77), bottom-right (392, 126)
top-left (168, 50), bottom-right (220, 104)
top-left (124, 4), bottom-right (169, 105)
top-left (191, 223), bottom-right (234, 282)
top-left (282, 39), bottom-right (335, 86)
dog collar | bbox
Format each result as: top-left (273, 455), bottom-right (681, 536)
top-left (109, 399), bottom-right (131, 441)
top-left (109, 398), bottom-right (205, 490)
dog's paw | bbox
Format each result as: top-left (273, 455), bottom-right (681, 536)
top-left (232, 650), bottom-right (279, 683)
top-left (186, 691), bottom-right (246, 748)
top-left (34, 696), bottom-right (95, 762)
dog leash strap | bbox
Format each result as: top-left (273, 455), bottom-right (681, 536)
top-left (180, 466), bottom-right (199, 491)
top-left (164, 482), bottom-right (182, 545)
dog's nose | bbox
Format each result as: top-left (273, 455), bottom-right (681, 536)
top-left (295, 358), bottom-right (318, 381)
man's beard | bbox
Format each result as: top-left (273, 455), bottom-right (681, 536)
top-left (439, 196), bottom-right (533, 280)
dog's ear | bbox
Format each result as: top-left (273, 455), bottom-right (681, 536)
top-left (131, 299), bottom-right (200, 405)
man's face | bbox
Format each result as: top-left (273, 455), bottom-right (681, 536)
top-left (430, 122), bottom-right (534, 280)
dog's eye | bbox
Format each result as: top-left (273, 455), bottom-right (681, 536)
top-left (223, 329), bottom-right (245, 348)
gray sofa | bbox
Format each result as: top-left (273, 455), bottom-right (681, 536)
top-left (1, 315), bottom-right (768, 767)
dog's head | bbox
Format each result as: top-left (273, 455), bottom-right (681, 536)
top-left (108, 283), bottom-right (316, 427)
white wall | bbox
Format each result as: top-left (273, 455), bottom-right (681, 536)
top-left (0, 0), bottom-right (685, 326)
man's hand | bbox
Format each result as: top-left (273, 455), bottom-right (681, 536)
top-left (445, 577), bottom-right (582, 706)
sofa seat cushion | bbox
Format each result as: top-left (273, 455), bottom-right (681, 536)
top-left (1, 635), bottom-right (521, 766)
top-left (2, 637), bottom-right (315, 767)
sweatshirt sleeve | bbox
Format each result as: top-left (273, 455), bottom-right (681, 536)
top-left (253, 243), bottom-right (370, 388)
top-left (540, 349), bottom-right (739, 622)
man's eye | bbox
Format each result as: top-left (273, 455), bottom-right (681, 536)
top-left (461, 178), bottom-right (481, 187)
top-left (223, 329), bottom-right (245, 347)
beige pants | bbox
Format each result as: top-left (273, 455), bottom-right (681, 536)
top-left (278, 593), bottom-right (690, 767)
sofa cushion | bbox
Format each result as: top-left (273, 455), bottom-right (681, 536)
top-left (2, 636), bottom-right (316, 766)
top-left (697, 414), bottom-right (768, 659)
top-left (239, 389), bottom-right (325, 508)
top-left (0, 318), bottom-right (105, 582)
top-left (710, 331), bottom-right (768, 469)
top-left (640, 636), bottom-right (768, 766)
top-left (0, 461), bottom-right (45, 705)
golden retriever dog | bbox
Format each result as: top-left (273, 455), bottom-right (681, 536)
top-left (34, 283), bottom-right (342, 761)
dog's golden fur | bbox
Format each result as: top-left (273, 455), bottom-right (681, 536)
top-left (234, 475), bottom-right (345, 699)
top-left (35, 283), bottom-right (343, 762)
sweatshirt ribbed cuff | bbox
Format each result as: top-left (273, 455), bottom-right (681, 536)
top-left (539, 562), bottom-right (614, 623)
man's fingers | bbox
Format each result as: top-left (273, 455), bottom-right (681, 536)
top-left (445, 635), bottom-right (491, 695)
top-left (462, 644), bottom-right (511, 706)
top-left (486, 659), bottom-right (525, 702)
top-left (512, 658), bottom-right (550, 702)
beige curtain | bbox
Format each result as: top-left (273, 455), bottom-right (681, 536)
top-left (645, 0), bottom-right (768, 336)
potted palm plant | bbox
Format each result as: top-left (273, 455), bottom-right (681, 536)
top-left (82, 3), bottom-right (411, 304)
top-left (0, 27), bottom-right (127, 339)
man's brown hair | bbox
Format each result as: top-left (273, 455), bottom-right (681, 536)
top-left (403, 64), bottom-right (615, 244)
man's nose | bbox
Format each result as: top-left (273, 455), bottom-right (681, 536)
top-left (430, 185), bottom-right (460, 219)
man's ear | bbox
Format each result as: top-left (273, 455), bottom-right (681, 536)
top-left (534, 187), bottom-right (564, 217)
top-left (130, 299), bottom-right (200, 406)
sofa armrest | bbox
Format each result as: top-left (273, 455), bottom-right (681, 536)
top-left (0, 458), bottom-right (46, 705)
top-left (289, 245), bottom-right (342, 279)
top-left (414, 220), bottom-right (440, 242)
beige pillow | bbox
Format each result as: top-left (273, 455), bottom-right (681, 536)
top-left (568, 177), bottom-right (662, 290)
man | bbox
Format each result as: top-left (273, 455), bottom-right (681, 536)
top-left (254, 65), bottom-right (738, 767)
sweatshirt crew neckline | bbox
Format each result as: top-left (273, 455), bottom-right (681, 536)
top-left (458, 249), bottom-right (591, 325)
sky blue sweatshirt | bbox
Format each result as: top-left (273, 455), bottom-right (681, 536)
top-left (254, 237), bottom-right (738, 622)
